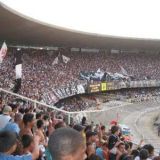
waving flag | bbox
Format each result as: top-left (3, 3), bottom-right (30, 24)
top-left (0, 42), bottom-right (7, 63)
top-left (13, 50), bottom-right (22, 93)
top-left (120, 65), bottom-right (128, 75)
top-left (52, 56), bottom-right (59, 66)
top-left (15, 64), bottom-right (22, 79)
top-left (62, 55), bottom-right (70, 64)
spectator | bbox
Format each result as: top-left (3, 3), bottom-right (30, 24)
top-left (101, 126), bottom-right (106, 136)
top-left (35, 120), bottom-right (46, 146)
top-left (86, 131), bottom-right (98, 145)
top-left (117, 142), bottom-right (126, 154)
top-left (86, 142), bottom-right (100, 160)
top-left (20, 113), bottom-right (35, 137)
top-left (36, 113), bottom-right (43, 120)
top-left (0, 105), bottom-right (12, 129)
top-left (131, 149), bottom-right (139, 159)
top-left (21, 134), bottom-right (35, 155)
top-left (96, 142), bottom-right (109, 160)
top-left (0, 130), bottom-right (40, 160)
top-left (116, 142), bottom-right (127, 160)
top-left (143, 144), bottom-right (155, 160)
top-left (108, 125), bottom-right (120, 160)
top-left (139, 149), bottom-right (149, 160)
top-left (48, 128), bottom-right (86, 160)
top-left (4, 113), bottom-right (23, 135)
top-left (82, 116), bottom-right (87, 126)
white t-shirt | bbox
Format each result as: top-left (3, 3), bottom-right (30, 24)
top-left (0, 114), bottom-right (11, 129)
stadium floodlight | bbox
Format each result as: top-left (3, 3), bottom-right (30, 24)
top-left (1, 0), bottom-right (160, 40)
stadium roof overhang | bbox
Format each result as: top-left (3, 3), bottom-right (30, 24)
top-left (1, 2), bottom-right (160, 51)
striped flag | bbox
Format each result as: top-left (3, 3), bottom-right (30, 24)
top-left (0, 42), bottom-right (7, 63)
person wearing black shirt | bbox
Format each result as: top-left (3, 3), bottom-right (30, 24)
top-left (108, 125), bottom-right (120, 160)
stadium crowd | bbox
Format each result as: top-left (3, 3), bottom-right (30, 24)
top-left (55, 95), bottom-right (96, 112)
top-left (53, 87), bottom-right (160, 112)
top-left (105, 88), bottom-right (160, 103)
top-left (0, 101), bottom-right (159, 160)
top-left (1, 49), bottom-right (160, 160)
top-left (1, 49), bottom-right (160, 102)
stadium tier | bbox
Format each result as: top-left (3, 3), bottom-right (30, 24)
top-left (1, 49), bottom-right (160, 105)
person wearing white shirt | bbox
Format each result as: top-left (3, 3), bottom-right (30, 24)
top-left (0, 105), bottom-right (12, 129)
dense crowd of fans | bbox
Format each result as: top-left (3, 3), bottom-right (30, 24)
top-left (102, 88), bottom-right (160, 103)
top-left (0, 101), bottom-right (159, 160)
top-left (1, 48), bottom-right (160, 160)
top-left (1, 49), bottom-right (160, 102)
top-left (55, 95), bottom-right (96, 112)
top-left (2, 87), bottom-right (160, 112)
top-left (57, 88), bottom-right (160, 112)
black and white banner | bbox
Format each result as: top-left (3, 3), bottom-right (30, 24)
top-left (15, 64), bottom-right (22, 79)
top-left (79, 69), bottom-right (130, 81)
top-left (43, 84), bottom-right (85, 105)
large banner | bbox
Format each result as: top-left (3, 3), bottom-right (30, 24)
top-left (43, 80), bottom-right (160, 105)
top-left (129, 80), bottom-right (158, 88)
top-left (79, 70), bottom-right (130, 81)
top-left (53, 84), bottom-right (85, 99)
top-left (43, 92), bottom-right (59, 105)
top-left (79, 71), bottom-right (104, 81)
top-left (43, 84), bottom-right (86, 105)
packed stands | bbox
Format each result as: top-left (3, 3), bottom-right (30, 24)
top-left (1, 49), bottom-right (160, 101)
top-left (1, 48), bottom-right (160, 160)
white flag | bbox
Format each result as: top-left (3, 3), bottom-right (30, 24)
top-left (62, 55), bottom-right (70, 64)
top-left (15, 64), bottom-right (22, 79)
top-left (97, 68), bottom-right (101, 73)
top-left (120, 65), bottom-right (128, 75)
top-left (0, 42), bottom-right (7, 63)
top-left (52, 57), bottom-right (59, 66)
